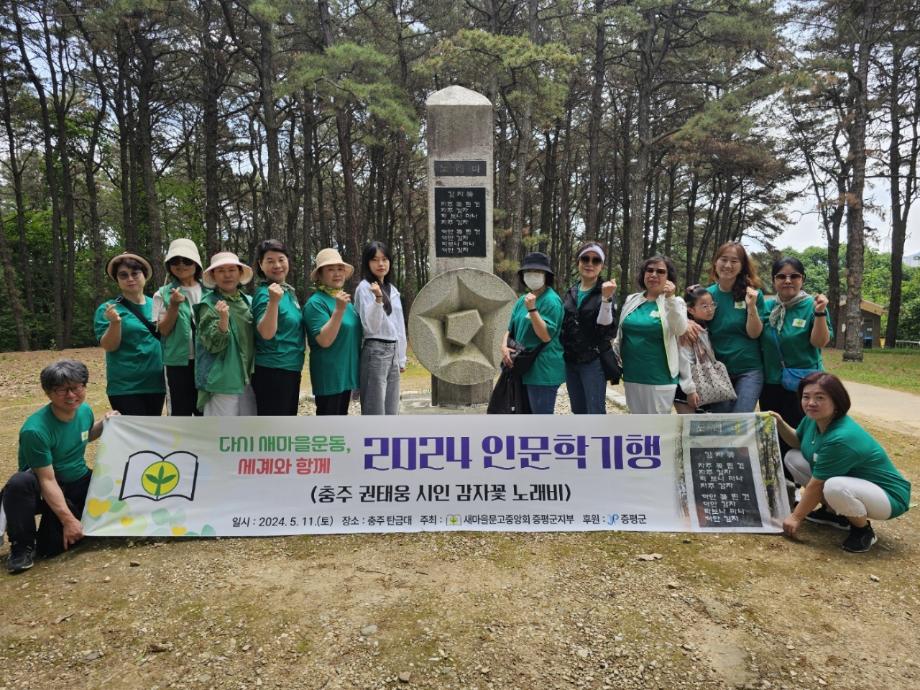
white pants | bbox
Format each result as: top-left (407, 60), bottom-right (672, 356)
top-left (784, 450), bottom-right (892, 520)
top-left (624, 382), bottom-right (677, 414)
top-left (203, 384), bottom-right (257, 417)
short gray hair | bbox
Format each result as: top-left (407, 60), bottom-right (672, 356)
top-left (40, 360), bottom-right (89, 392)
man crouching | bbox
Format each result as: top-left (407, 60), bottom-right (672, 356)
top-left (1, 360), bottom-right (117, 574)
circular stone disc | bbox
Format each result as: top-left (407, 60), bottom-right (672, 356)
top-left (408, 268), bottom-right (517, 385)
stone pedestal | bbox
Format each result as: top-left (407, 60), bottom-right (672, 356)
top-left (421, 86), bottom-right (500, 406)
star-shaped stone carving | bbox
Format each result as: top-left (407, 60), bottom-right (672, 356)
top-left (408, 268), bottom-right (516, 385)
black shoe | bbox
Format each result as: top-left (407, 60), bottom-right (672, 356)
top-left (805, 507), bottom-right (850, 530)
top-left (841, 522), bottom-right (877, 553)
top-left (6, 542), bottom-right (35, 573)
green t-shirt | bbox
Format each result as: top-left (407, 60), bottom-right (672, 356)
top-left (303, 292), bottom-right (362, 396)
top-left (18, 403), bottom-right (94, 484)
top-left (507, 289), bottom-right (565, 386)
top-left (760, 296), bottom-right (831, 384)
top-left (796, 415), bottom-right (911, 518)
top-left (94, 297), bottom-right (166, 396)
top-left (252, 282), bottom-right (306, 372)
top-left (620, 301), bottom-right (677, 385)
top-left (576, 288), bottom-right (591, 308)
top-left (706, 285), bottom-right (765, 375)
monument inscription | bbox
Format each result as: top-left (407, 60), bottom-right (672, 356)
top-left (434, 187), bottom-right (486, 258)
top-left (434, 160), bottom-right (487, 177)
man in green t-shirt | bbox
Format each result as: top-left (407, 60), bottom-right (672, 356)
top-left (1, 360), bottom-right (117, 574)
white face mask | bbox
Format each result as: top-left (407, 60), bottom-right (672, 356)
top-left (523, 271), bottom-right (546, 291)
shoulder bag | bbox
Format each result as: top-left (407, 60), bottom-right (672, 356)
top-left (691, 338), bottom-right (736, 405)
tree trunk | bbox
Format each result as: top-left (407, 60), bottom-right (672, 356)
top-left (843, 0), bottom-right (878, 361)
top-left (134, 29), bottom-right (164, 285)
top-left (585, 0), bottom-right (606, 241)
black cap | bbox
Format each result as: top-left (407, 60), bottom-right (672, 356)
top-left (518, 252), bottom-right (554, 278)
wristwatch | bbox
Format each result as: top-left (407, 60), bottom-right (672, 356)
top-left (814, 312), bottom-right (827, 317)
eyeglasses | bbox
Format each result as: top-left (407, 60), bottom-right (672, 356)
top-left (696, 303), bottom-right (717, 311)
top-left (717, 257), bottom-right (741, 266)
top-left (645, 267), bottom-right (668, 275)
top-left (774, 273), bottom-right (803, 282)
top-left (579, 255), bottom-right (603, 266)
top-left (169, 257), bottom-right (196, 266)
top-left (116, 270), bottom-right (144, 280)
top-left (51, 383), bottom-right (85, 396)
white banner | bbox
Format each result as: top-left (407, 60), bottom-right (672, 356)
top-left (82, 414), bottom-right (790, 537)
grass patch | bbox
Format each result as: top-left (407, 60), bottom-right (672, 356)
top-left (823, 347), bottom-right (920, 393)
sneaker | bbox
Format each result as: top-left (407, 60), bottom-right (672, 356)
top-left (841, 522), bottom-right (877, 553)
top-left (6, 542), bottom-right (35, 574)
top-left (805, 507), bottom-right (850, 530)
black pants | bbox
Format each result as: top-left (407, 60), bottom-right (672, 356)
top-left (2, 470), bottom-right (91, 557)
top-left (108, 392), bottom-right (165, 416)
top-left (166, 361), bottom-right (200, 416)
top-left (315, 390), bottom-right (351, 415)
top-left (252, 366), bottom-right (302, 416)
top-left (759, 382), bottom-right (805, 476)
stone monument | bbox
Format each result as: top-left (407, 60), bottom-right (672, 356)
top-left (409, 86), bottom-right (515, 406)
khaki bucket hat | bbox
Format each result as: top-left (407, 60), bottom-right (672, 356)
top-left (107, 253), bottom-right (153, 281)
top-left (202, 251), bottom-right (254, 288)
top-left (310, 248), bottom-right (354, 282)
top-left (164, 238), bottom-right (203, 269)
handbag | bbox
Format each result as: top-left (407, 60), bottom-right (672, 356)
top-left (598, 346), bottom-right (622, 384)
top-left (506, 337), bottom-right (546, 378)
top-left (770, 330), bottom-right (819, 392)
top-left (690, 339), bottom-right (736, 405)
top-left (487, 366), bottom-right (531, 414)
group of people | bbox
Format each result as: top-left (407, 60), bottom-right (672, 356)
top-left (503, 240), bottom-right (909, 554)
top-left (96, 238), bottom-right (407, 418)
top-left (0, 239), bottom-right (910, 574)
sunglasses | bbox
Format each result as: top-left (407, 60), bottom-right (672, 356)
top-left (645, 267), bottom-right (668, 275)
top-left (774, 273), bottom-right (803, 282)
top-left (169, 257), bottom-right (196, 266)
top-left (579, 255), bottom-right (603, 266)
top-left (116, 270), bottom-right (144, 280)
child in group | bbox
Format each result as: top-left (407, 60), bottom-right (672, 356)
top-left (675, 285), bottom-right (719, 414)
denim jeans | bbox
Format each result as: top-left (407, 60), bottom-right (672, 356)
top-left (565, 359), bottom-right (607, 414)
top-left (710, 369), bottom-right (763, 413)
top-left (360, 339), bottom-right (400, 415)
top-left (526, 384), bottom-right (559, 414)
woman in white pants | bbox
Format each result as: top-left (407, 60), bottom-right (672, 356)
top-left (769, 372), bottom-right (910, 553)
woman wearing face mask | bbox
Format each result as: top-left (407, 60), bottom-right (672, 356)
top-left (560, 241), bottom-right (617, 414)
top-left (251, 239), bottom-right (306, 416)
top-left (613, 255), bottom-right (688, 414)
top-left (500, 252), bottom-right (565, 414)
top-left (154, 239), bottom-right (206, 416)
top-left (195, 252), bottom-right (256, 416)
top-left (303, 248), bottom-right (362, 416)
top-left (354, 241), bottom-right (407, 415)
top-left (686, 242), bottom-right (765, 412)
top-left (95, 253), bottom-right (166, 415)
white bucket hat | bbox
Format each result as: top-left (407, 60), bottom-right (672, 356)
top-left (202, 251), bottom-right (254, 288)
top-left (310, 248), bottom-right (354, 282)
top-left (164, 238), bottom-right (203, 270)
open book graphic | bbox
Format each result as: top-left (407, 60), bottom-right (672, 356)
top-left (119, 450), bottom-right (199, 502)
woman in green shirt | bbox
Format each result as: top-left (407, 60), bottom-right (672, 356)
top-left (195, 252), bottom-right (256, 416)
top-left (687, 242), bottom-right (765, 412)
top-left (251, 239), bottom-right (306, 416)
top-left (154, 239), bottom-right (206, 416)
top-left (303, 248), bottom-right (362, 415)
top-left (759, 257), bottom-right (831, 451)
top-left (94, 253), bottom-right (166, 415)
top-left (771, 372), bottom-right (911, 553)
top-left (613, 255), bottom-right (688, 414)
top-left (500, 252), bottom-right (565, 414)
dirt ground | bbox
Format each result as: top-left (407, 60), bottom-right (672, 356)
top-left (0, 348), bottom-right (917, 690)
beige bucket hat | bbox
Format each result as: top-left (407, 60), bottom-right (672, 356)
top-left (164, 238), bottom-right (203, 269)
top-left (202, 251), bottom-right (254, 288)
top-left (107, 253), bottom-right (153, 281)
top-left (310, 248), bottom-right (354, 282)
